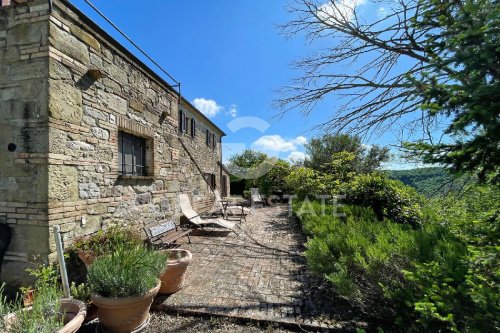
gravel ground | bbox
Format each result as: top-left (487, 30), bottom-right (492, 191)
top-left (78, 311), bottom-right (307, 333)
top-left (146, 311), bottom-right (306, 333)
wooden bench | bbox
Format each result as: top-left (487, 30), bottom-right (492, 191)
top-left (144, 220), bottom-right (191, 249)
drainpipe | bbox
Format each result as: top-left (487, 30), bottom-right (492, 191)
top-left (53, 225), bottom-right (70, 298)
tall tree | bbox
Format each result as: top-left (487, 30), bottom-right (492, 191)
top-left (276, 0), bottom-right (500, 182)
top-left (228, 149), bottom-right (268, 170)
top-left (304, 134), bottom-right (390, 173)
top-left (227, 149), bottom-right (274, 183)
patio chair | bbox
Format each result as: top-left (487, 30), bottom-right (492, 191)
top-left (213, 190), bottom-right (251, 216)
top-left (250, 188), bottom-right (265, 207)
top-left (179, 194), bottom-right (237, 234)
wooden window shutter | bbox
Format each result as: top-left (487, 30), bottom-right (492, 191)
top-left (178, 110), bottom-right (183, 132)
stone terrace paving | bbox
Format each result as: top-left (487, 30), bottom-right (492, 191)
top-left (155, 205), bottom-right (367, 331)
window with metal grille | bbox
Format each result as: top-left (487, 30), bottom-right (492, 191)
top-left (118, 131), bottom-right (147, 176)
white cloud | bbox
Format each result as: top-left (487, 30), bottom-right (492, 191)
top-left (318, 0), bottom-right (367, 22)
top-left (377, 6), bottom-right (387, 18)
top-left (226, 104), bottom-right (238, 118)
top-left (287, 151), bottom-right (308, 163)
top-left (294, 136), bottom-right (308, 145)
top-left (192, 98), bottom-right (223, 118)
top-left (253, 135), bottom-right (308, 152)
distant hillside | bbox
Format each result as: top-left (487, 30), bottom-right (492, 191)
top-left (385, 167), bottom-right (468, 197)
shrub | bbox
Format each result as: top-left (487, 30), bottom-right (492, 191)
top-left (1, 266), bottom-right (64, 332)
top-left (294, 183), bottom-right (499, 332)
top-left (12, 283), bottom-right (63, 333)
top-left (69, 226), bottom-right (143, 258)
top-left (255, 159), bottom-right (291, 195)
top-left (343, 173), bottom-right (424, 227)
top-left (285, 167), bottom-right (326, 198)
top-left (88, 245), bottom-right (168, 298)
top-left (395, 185), bottom-right (500, 332)
top-left (299, 204), bottom-right (430, 317)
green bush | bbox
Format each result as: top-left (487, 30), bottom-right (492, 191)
top-left (88, 245), bottom-right (168, 298)
top-left (299, 204), bottom-right (435, 317)
top-left (294, 183), bottom-right (499, 332)
top-left (255, 159), bottom-right (291, 195)
top-left (69, 226), bottom-right (143, 258)
top-left (343, 173), bottom-right (424, 227)
top-left (395, 185), bottom-right (500, 332)
top-left (1, 266), bottom-right (64, 332)
top-left (285, 167), bottom-right (326, 198)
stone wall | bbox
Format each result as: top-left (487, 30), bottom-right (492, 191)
top-left (47, 0), bottom-right (224, 241)
top-left (0, 0), bottom-right (225, 287)
top-left (179, 101), bottom-right (223, 197)
top-left (0, 0), bottom-right (51, 287)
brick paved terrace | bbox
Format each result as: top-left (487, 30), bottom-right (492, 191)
top-left (155, 205), bottom-right (367, 331)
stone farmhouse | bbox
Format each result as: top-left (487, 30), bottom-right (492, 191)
top-left (0, 0), bottom-right (229, 287)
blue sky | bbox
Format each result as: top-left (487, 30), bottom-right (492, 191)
top-left (69, 0), bottom-right (430, 168)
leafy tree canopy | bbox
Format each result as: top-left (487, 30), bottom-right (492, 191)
top-left (256, 159), bottom-right (292, 195)
top-left (228, 149), bottom-right (268, 169)
top-left (277, 0), bottom-right (500, 183)
top-left (304, 134), bottom-right (390, 174)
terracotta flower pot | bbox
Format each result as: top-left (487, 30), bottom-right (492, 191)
top-left (91, 281), bottom-right (160, 333)
top-left (83, 302), bottom-right (98, 323)
top-left (77, 251), bottom-right (96, 267)
top-left (59, 298), bottom-right (87, 333)
top-left (3, 298), bottom-right (86, 333)
top-left (21, 288), bottom-right (35, 307)
top-left (159, 249), bottom-right (192, 294)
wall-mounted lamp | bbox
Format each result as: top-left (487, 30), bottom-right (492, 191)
top-left (87, 69), bottom-right (105, 80)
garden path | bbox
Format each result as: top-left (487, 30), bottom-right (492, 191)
top-left (155, 205), bottom-right (364, 331)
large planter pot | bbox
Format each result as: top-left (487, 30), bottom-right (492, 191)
top-left (91, 281), bottom-right (160, 333)
top-left (3, 298), bottom-right (86, 333)
top-left (159, 249), bottom-right (192, 294)
top-left (83, 302), bottom-right (98, 323)
top-left (59, 298), bottom-right (87, 333)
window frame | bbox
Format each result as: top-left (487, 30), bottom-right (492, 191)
top-left (179, 110), bottom-right (188, 133)
top-left (191, 118), bottom-right (196, 138)
top-left (118, 130), bottom-right (148, 177)
top-left (204, 172), bottom-right (216, 189)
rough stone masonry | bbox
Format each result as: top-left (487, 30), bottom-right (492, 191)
top-left (0, 0), bottom-right (227, 287)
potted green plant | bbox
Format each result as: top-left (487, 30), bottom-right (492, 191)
top-left (70, 282), bottom-right (97, 323)
top-left (1, 266), bottom-right (87, 333)
top-left (158, 249), bottom-right (192, 294)
top-left (18, 286), bottom-right (35, 307)
top-left (69, 227), bottom-right (143, 266)
top-left (87, 245), bottom-right (168, 333)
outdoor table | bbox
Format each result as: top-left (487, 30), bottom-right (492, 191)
top-left (219, 197), bottom-right (248, 221)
